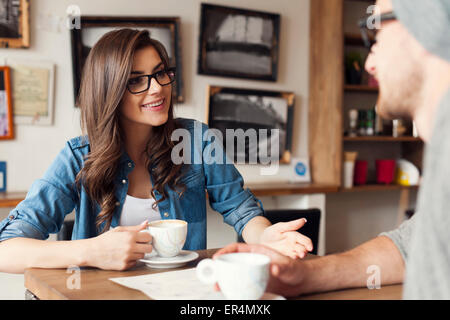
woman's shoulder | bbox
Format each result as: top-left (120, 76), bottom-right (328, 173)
top-left (67, 135), bottom-right (90, 150)
top-left (61, 135), bottom-right (90, 161)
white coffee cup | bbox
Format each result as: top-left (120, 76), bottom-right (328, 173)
top-left (145, 219), bottom-right (187, 258)
top-left (196, 252), bottom-right (270, 300)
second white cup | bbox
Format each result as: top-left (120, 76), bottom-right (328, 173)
top-left (196, 252), bottom-right (270, 300)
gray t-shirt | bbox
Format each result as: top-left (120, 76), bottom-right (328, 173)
top-left (381, 89), bottom-right (450, 299)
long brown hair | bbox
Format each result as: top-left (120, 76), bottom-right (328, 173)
top-left (76, 29), bottom-right (185, 233)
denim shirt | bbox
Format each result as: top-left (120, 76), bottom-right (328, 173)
top-left (0, 118), bottom-right (264, 250)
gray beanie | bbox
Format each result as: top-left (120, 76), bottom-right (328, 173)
top-left (392, 0), bottom-right (450, 62)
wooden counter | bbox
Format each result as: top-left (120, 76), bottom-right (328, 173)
top-left (0, 184), bottom-right (338, 208)
top-left (0, 192), bottom-right (27, 208)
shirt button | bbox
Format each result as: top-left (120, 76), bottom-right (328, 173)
top-left (115, 201), bottom-right (120, 206)
top-left (8, 215), bottom-right (14, 220)
top-left (122, 179), bottom-right (127, 184)
top-left (128, 162), bottom-right (132, 168)
top-left (163, 212), bottom-right (169, 218)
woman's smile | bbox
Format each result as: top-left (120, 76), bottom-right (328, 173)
top-left (141, 97), bottom-right (165, 111)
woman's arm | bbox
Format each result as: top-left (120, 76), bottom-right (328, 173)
top-left (0, 237), bottom-right (90, 273)
top-left (242, 216), bottom-right (314, 259)
top-left (241, 216), bottom-right (272, 243)
top-left (0, 223), bottom-right (152, 274)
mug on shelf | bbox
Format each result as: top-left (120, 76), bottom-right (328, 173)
top-left (376, 159), bottom-right (396, 184)
top-left (353, 160), bottom-right (368, 185)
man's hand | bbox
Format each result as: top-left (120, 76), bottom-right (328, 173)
top-left (214, 243), bottom-right (306, 297)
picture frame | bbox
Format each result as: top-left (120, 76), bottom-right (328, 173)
top-left (0, 0), bottom-right (30, 48)
top-left (206, 85), bottom-right (294, 164)
top-left (198, 3), bottom-right (280, 81)
top-left (0, 66), bottom-right (14, 139)
top-left (0, 161), bottom-right (6, 192)
top-left (6, 59), bottom-right (55, 126)
top-left (70, 16), bottom-right (184, 105)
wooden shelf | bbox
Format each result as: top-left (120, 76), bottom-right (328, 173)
top-left (344, 136), bottom-right (422, 142)
top-left (344, 84), bottom-right (379, 92)
top-left (245, 183), bottom-right (339, 197)
top-left (1, 183), bottom-right (419, 208)
top-left (339, 184), bottom-right (419, 192)
top-left (0, 192), bottom-right (27, 208)
top-left (344, 0), bottom-right (375, 3)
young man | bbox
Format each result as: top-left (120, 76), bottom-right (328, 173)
top-left (215, 0), bottom-right (450, 299)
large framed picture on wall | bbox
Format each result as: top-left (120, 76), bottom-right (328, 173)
top-left (206, 85), bottom-right (294, 164)
top-left (0, 0), bottom-right (30, 48)
top-left (70, 16), bottom-right (184, 105)
top-left (198, 3), bottom-right (280, 81)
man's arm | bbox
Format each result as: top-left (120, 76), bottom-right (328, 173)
top-left (215, 235), bottom-right (405, 297)
top-left (298, 236), bottom-right (404, 295)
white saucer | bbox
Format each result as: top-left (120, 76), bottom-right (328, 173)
top-left (139, 250), bottom-right (199, 269)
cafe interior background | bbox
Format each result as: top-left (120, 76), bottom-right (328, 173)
top-left (0, 0), bottom-right (421, 299)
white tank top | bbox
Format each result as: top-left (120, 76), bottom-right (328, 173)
top-left (119, 194), bottom-right (161, 226)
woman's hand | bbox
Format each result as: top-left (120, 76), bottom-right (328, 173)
top-left (86, 220), bottom-right (153, 271)
top-left (214, 243), bottom-right (307, 297)
top-left (259, 218), bottom-right (313, 259)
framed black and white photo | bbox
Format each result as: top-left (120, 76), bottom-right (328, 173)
top-left (198, 3), bottom-right (280, 81)
top-left (0, 0), bottom-right (29, 48)
top-left (206, 86), bottom-right (294, 164)
top-left (0, 66), bottom-right (14, 140)
top-left (70, 16), bottom-right (184, 105)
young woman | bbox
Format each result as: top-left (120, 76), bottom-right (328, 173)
top-left (0, 29), bottom-right (312, 273)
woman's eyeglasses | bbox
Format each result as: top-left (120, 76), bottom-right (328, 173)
top-left (126, 67), bottom-right (176, 94)
top-left (358, 11), bottom-right (397, 50)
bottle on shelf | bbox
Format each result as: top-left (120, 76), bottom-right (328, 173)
top-left (374, 105), bottom-right (384, 135)
top-left (348, 109), bottom-right (358, 137)
top-left (393, 119), bottom-right (407, 137)
top-left (358, 110), bottom-right (367, 136)
top-left (366, 109), bottom-right (375, 136)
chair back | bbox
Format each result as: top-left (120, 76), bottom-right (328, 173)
top-left (238, 208), bottom-right (321, 255)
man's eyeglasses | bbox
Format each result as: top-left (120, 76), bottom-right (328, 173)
top-left (126, 67), bottom-right (176, 94)
top-left (358, 11), bottom-right (397, 50)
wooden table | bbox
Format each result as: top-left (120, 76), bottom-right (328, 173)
top-left (24, 249), bottom-right (402, 300)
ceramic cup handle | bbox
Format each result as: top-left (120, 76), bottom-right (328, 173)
top-left (196, 259), bottom-right (216, 284)
top-left (139, 229), bottom-right (153, 244)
